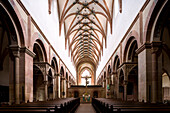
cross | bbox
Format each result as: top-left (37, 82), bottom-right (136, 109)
top-left (82, 75), bottom-right (91, 89)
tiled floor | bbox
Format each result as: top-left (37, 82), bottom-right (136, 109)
top-left (75, 104), bottom-right (96, 113)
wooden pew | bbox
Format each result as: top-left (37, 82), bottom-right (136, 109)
top-left (0, 98), bottom-right (80, 113)
top-left (92, 98), bottom-right (170, 112)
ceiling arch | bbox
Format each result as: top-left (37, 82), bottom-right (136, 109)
top-left (58, 0), bottom-right (114, 67)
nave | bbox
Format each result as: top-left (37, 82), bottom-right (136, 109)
top-left (0, 0), bottom-right (170, 112)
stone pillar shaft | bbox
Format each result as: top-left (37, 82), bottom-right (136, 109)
top-left (63, 79), bottom-right (66, 98)
top-left (53, 78), bottom-right (55, 99)
top-left (106, 77), bottom-right (109, 98)
top-left (44, 81), bottom-right (48, 101)
top-left (10, 45), bottom-right (20, 104)
top-left (15, 56), bottom-right (20, 104)
top-left (151, 42), bottom-right (161, 103)
top-left (124, 81), bottom-right (128, 101)
top-left (151, 51), bottom-right (158, 103)
top-left (103, 80), bottom-right (106, 88)
top-left (58, 75), bottom-right (60, 98)
top-left (61, 79), bottom-right (63, 98)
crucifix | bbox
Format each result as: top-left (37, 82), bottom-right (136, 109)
top-left (82, 75), bottom-right (91, 92)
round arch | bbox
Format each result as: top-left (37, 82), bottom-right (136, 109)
top-left (60, 66), bottom-right (65, 77)
top-left (113, 55), bottom-right (120, 72)
top-left (80, 68), bottom-right (93, 85)
top-left (0, 1), bottom-right (25, 104)
top-left (118, 69), bottom-right (124, 100)
top-left (51, 57), bottom-right (58, 73)
top-left (0, 1), bottom-right (25, 46)
top-left (123, 36), bottom-right (138, 62)
top-left (34, 39), bottom-right (47, 62)
top-left (145, 0), bottom-right (169, 42)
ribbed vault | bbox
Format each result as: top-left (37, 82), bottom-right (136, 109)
top-left (57, 0), bottom-right (114, 83)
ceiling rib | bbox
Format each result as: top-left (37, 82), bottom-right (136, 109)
top-left (58, 0), bottom-right (113, 68)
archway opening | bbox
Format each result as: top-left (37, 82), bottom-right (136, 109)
top-left (33, 65), bottom-right (44, 101)
top-left (125, 38), bottom-right (138, 101)
top-left (112, 56), bottom-right (120, 98)
top-left (93, 91), bottom-right (98, 98)
top-left (0, 5), bottom-right (16, 104)
top-left (60, 66), bottom-right (65, 98)
top-left (127, 66), bottom-right (138, 101)
top-left (119, 70), bottom-right (124, 100)
top-left (33, 43), bottom-right (45, 101)
top-left (0, 28), bottom-right (9, 103)
top-left (162, 73), bottom-right (170, 103)
top-left (74, 91), bottom-right (79, 98)
top-left (48, 69), bottom-right (53, 100)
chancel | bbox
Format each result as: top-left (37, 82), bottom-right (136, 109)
top-left (0, 0), bottom-right (170, 112)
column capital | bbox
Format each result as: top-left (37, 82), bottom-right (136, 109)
top-left (111, 71), bottom-right (116, 75)
top-left (124, 80), bottom-right (128, 85)
top-left (61, 77), bottom-right (66, 80)
top-left (52, 76), bottom-right (56, 79)
top-left (151, 41), bottom-right (162, 54)
top-left (136, 43), bottom-right (151, 54)
top-left (20, 47), bottom-right (35, 58)
top-left (54, 73), bottom-right (60, 77)
top-left (9, 45), bottom-right (20, 57)
top-left (43, 81), bottom-right (48, 85)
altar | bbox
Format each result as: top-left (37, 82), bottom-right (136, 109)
top-left (68, 85), bottom-right (105, 103)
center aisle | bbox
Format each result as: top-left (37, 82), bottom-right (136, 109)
top-left (75, 104), bottom-right (96, 113)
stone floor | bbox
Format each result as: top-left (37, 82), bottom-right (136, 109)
top-left (75, 104), bottom-right (96, 113)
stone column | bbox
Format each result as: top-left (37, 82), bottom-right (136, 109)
top-left (10, 45), bottom-right (20, 104)
top-left (61, 77), bottom-right (64, 98)
top-left (15, 53), bottom-right (20, 104)
top-left (112, 72), bottom-right (117, 98)
top-left (66, 80), bottom-right (69, 97)
top-left (111, 75), bottom-right (114, 85)
top-left (151, 42), bottom-right (160, 103)
top-left (55, 73), bottom-right (60, 98)
top-left (124, 80), bottom-right (128, 101)
top-left (63, 78), bottom-right (66, 98)
top-left (58, 74), bottom-right (61, 98)
top-left (103, 79), bottom-right (106, 98)
top-left (44, 81), bottom-right (48, 101)
top-left (54, 73), bottom-right (57, 99)
top-left (53, 76), bottom-right (56, 100)
top-left (106, 76), bottom-right (110, 98)
top-left (69, 82), bottom-right (71, 88)
top-left (103, 79), bottom-right (106, 88)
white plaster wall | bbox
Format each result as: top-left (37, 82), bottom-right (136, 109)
top-left (21, 0), bottom-right (76, 76)
top-left (96, 0), bottom-right (146, 77)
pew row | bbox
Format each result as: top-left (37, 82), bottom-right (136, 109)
top-left (92, 98), bottom-right (170, 112)
top-left (0, 98), bottom-right (80, 113)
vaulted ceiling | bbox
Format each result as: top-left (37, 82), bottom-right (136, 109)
top-left (57, 0), bottom-right (114, 77)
